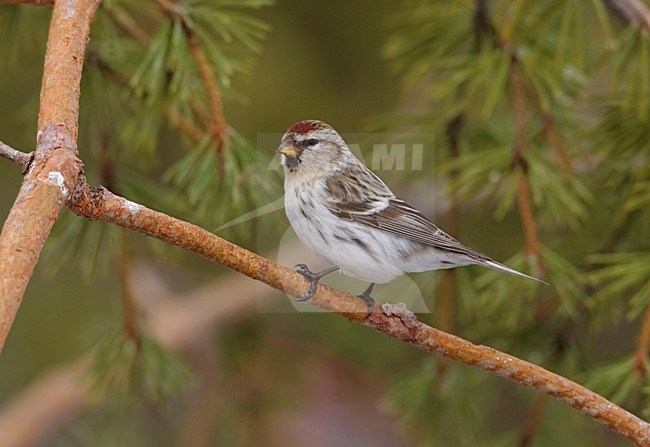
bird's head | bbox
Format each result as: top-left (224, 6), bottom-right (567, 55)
top-left (277, 120), bottom-right (349, 176)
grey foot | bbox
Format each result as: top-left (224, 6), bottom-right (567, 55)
top-left (357, 283), bottom-right (376, 318)
top-left (294, 264), bottom-right (338, 301)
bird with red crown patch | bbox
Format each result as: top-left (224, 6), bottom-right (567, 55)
top-left (276, 119), bottom-right (545, 313)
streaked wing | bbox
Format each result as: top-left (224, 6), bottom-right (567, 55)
top-left (324, 166), bottom-right (484, 258)
top-left (323, 164), bottom-right (395, 214)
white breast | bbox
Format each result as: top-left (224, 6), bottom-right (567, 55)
top-left (283, 177), bottom-right (406, 283)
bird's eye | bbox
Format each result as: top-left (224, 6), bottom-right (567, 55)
top-left (306, 138), bottom-right (319, 147)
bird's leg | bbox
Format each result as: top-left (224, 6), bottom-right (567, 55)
top-left (293, 264), bottom-right (339, 301)
top-left (357, 283), bottom-right (376, 317)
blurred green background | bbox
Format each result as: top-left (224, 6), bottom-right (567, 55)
top-left (1, 1), bottom-right (649, 446)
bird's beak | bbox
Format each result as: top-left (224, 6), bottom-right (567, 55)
top-left (276, 145), bottom-right (302, 158)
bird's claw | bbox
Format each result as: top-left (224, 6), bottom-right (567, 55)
top-left (293, 264), bottom-right (319, 301)
top-left (356, 291), bottom-right (375, 319)
top-left (293, 264), bottom-right (339, 302)
top-left (356, 283), bottom-right (376, 319)
top-left (293, 263), bottom-right (311, 276)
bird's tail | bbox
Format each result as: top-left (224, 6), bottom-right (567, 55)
top-left (481, 259), bottom-right (548, 285)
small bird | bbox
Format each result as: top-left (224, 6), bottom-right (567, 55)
top-left (277, 120), bottom-right (544, 311)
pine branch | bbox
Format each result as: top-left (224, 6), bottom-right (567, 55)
top-left (104, 0), bottom-right (231, 166)
top-left (155, 0), bottom-right (229, 170)
top-left (510, 57), bottom-right (546, 278)
top-left (98, 6), bottom-right (214, 144)
top-left (88, 51), bottom-right (205, 144)
top-left (469, 1), bottom-right (548, 277)
top-left (1, 144), bottom-right (649, 445)
top-left (0, 0), bottom-right (100, 351)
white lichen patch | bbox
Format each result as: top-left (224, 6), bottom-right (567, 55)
top-left (123, 198), bottom-right (142, 214)
top-left (64, 0), bottom-right (76, 19)
top-left (381, 302), bottom-right (417, 326)
top-left (46, 171), bottom-right (68, 198)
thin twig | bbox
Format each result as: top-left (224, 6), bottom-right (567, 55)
top-left (634, 302), bottom-right (650, 379)
top-left (164, 106), bottom-right (206, 144)
top-left (516, 176), bottom-right (544, 271)
top-left (0, 140), bottom-right (33, 174)
top-left (511, 58), bottom-right (529, 167)
top-left (519, 394), bottom-right (549, 447)
top-left (539, 110), bottom-right (573, 174)
top-left (438, 116), bottom-right (463, 333)
top-left (119, 232), bottom-right (140, 348)
top-left (510, 57), bottom-right (546, 278)
top-left (435, 115), bottom-right (463, 382)
top-left (185, 31), bottom-right (228, 141)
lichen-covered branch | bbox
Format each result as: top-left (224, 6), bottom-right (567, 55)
top-left (0, 0), bottom-right (100, 351)
top-left (66, 177), bottom-right (371, 318)
top-left (57, 183), bottom-right (650, 446)
top-left (1, 142), bottom-right (648, 445)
